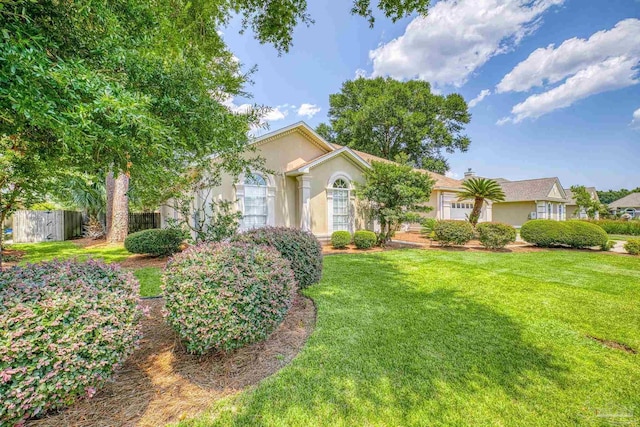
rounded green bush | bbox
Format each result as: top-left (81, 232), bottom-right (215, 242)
top-left (0, 260), bottom-right (141, 425)
top-left (433, 220), bottom-right (475, 246)
top-left (163, 242), bottom-right (296, 354)
top-left (353, 230), bottom-right (377, 249)
top-left (124, 228), bottom-right (185, 256)
top-left (233, 227), bottom-right (322, 288)
top-left (520, 220), bottom-right (567, 247)
top-left (476, 222), bottom-right (516, 250)
top-left (521, 220), bottom-right (608, 249)
top-left (565, 221), bottom-right (608, 249)
top-left (625, 238), bottom-right (640, 255)
top-left (331, 231), bottom-right (352, 249)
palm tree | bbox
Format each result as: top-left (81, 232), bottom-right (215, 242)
top-left (457, 177), bottom-right (506, 226)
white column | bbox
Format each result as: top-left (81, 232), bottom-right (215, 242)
top-left (297, 175), bottom-right (312, 231)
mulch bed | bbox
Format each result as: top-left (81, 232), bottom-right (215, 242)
top-left (120, 254), bottom-right (169, 269)
top-left (27, 295), bottom-right (316, 427)
top-left (322, 240), bottom-right (418, 255)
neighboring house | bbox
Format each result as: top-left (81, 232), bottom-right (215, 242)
top-left (490, 176), bottom-right (569, 227)
top-left (564, 187), bottom-right (600, 219)
top-left (608, 193), bottom-right (640, 218)
top-left (160, 122), bottom-right (491, 240)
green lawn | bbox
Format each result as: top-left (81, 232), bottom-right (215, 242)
top-left (182, 249), bottom-right (640, 427)
top-left (5, 241), bottom-right (163, 297)
top-left (608, 234), bottom-right (638, 241)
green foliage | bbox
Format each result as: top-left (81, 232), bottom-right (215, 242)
top-left (356, 157), bottom-right (434, 243)
top-left (0, 260), bottom-right (141, 425)
top-left (234, 227), bottom-right (323, 289)
top-left (433, 220), bottom-right (475, 246)
top-left (583, 219), bottom-right (640, 236)
top-left (600, 240), bottom-right (615, 252)
top-left (457, 178), bottom-right (506, 226)
top-left (624, 239), bottom-right (640, 255)
top-left (163, 242), bottom-right (296, 354)
top-left (420, 217), bottom-right (437, 236)
top-left (134, 267), bottom-right (163, 297)
top-left (521, 220), bottom-right (608, 249)
top-left (124, 228), bottom-right (185, 256)
top-left (318, 77), bottom-right (470, 174)
top-left (331, 231), bottom-right (352, 249)
top-left (597, 188), bottom-right (640, 205)
top-left (569, 185), bottom-right (602, 219)
top-left (476, 222), bottom-right (516, 250)
top-left (353, 230), bottom-right (377, 249)
top-left (168, 196), bottom-right (242, 243)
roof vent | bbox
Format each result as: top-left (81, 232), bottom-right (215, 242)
top-left (464, 168), bottom-right (476, 178)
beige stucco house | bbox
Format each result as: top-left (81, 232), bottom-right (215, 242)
top-left (608, 193), bottom-right (640, 218)
top-left (490, 177), bottom-right (569, 227)
top-left (160, 122), bottom-right (492, 239)
top-left (564, 187), bottom-right (600, 219)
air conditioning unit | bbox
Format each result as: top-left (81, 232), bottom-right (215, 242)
top-left (530, 212), bottom-right (537, 219)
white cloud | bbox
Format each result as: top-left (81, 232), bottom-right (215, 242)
top-left (354, 68), bottom-right (368, 79)
top-left (445, 171), bottom-right (460, 179)
top-left (297, 103), bottom-right (322, 119)
top-left (631, 108), bottom-right (640, 128)
top-left (264, 106), bottom-right (288, 122)
top-left (468, 89), bottom-right (491, 108)
top-left (369, 0), bottom-right (563, 87)
top-left (496, 117), bottom-right (512, 126)
top-left (509, 56), bottom-right (639, 122)
top-left (497, 19), bottom-right (640, 93)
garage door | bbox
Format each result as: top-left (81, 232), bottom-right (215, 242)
top-left (451, 202), bottom-right (474, 220)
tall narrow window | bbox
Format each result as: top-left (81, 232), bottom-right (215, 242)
top-left (332, 178), bottom-right (350, 232)
top-left (243, 174), bottom-right (267, 229)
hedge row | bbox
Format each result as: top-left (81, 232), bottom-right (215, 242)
top-left (583, 219), bottom-right (640, 236)
top-left (521, 220), bottom-right (608, 249)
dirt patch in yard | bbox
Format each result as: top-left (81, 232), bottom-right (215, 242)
top-left (27, 295), bottom-right (316, 427)
top-left (587, 336), bottom-right (637, 354)
top-left (120, 254), bottom-right (169, 269)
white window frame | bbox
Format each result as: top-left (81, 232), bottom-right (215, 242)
top-left (327, 172), bottom-right (354, 233)
top-left (235, 172), bottom-right (276, 231)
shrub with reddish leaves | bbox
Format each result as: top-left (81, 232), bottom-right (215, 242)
top-left (0, 260), bottom-right (142, 426)
top-left (163, 242), bottom-right (296, 355)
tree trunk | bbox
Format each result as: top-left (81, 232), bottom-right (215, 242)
top-left (107, 172), bottom-right (129, 243)
top-left (469, 197), bottom-right (484, 226)
top-left (105, 171), bottom-right (115, 236)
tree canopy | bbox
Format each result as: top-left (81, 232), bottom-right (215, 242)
top-left (316, 77), bottom-right (471, 174)
top-left (457, 178), bottom-right (505, 226)
top-left (597, 188), bottom-right (640, 205)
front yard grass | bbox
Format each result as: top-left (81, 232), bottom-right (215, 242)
top-left (184, 249), bottom-right (640, 426)
top-left (5, 241), bottom-right (163, 297)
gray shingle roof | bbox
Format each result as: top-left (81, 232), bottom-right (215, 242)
top-left (608, 193), bottom-right (640, 208)
top-left (497, 177), bottom-right (567, 202)
top-left (564, 187), bottom-right (598, 205)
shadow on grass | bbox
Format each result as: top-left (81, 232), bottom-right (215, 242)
top-left (191, 252), bottom-right (567, 426)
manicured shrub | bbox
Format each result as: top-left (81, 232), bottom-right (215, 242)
top-left (476, 222), bottom-right (517, 249)
top-left (601, 240), bottom-right (615, 252)
top-left (520, 220), bottom-right (567, 247)
top-left (583, 219), bottom-right (640, 236)
top-left (233, 227), bottom-right (322, 288)
top-left (433, 220), bottom-right (475, 246)
top-left (124, 228), bottom-right (185, 256)
top-left (163, 242), bottom-right (296, 354)
top-left (0, 260), bottom-right (141, 425)
top-left (331, 231), bottom-right (352, 249)
top-left (521, 220), bottom-right (608, 249)
top-left (565, 221), bottom-right (608, 249)
top-left (625, 238), bottom-right (640, 255)
top-left (353, 230), bottom-right (377, 249)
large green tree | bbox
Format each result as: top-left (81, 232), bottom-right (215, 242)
top-left (317, 77), bottom-right (471, 174)
top-left (1, 0), bottom-right (433, 250)
top-left (356, 155), bottom-right (434, 243)
top-left (597, 188), bottom-right (640, 205)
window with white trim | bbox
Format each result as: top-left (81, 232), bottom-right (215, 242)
top-left (243, 174), bottom-right (267, 229)
top-left (332, 178), bottom-right (350, 232)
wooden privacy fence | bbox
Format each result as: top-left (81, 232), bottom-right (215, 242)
top-left (12, 210), bottom-right (83, 243)
top-left (128, 212), bottom-right (161, 233)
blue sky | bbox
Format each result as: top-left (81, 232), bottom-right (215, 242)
top-left (222, 0), bottom-right (640, 190)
